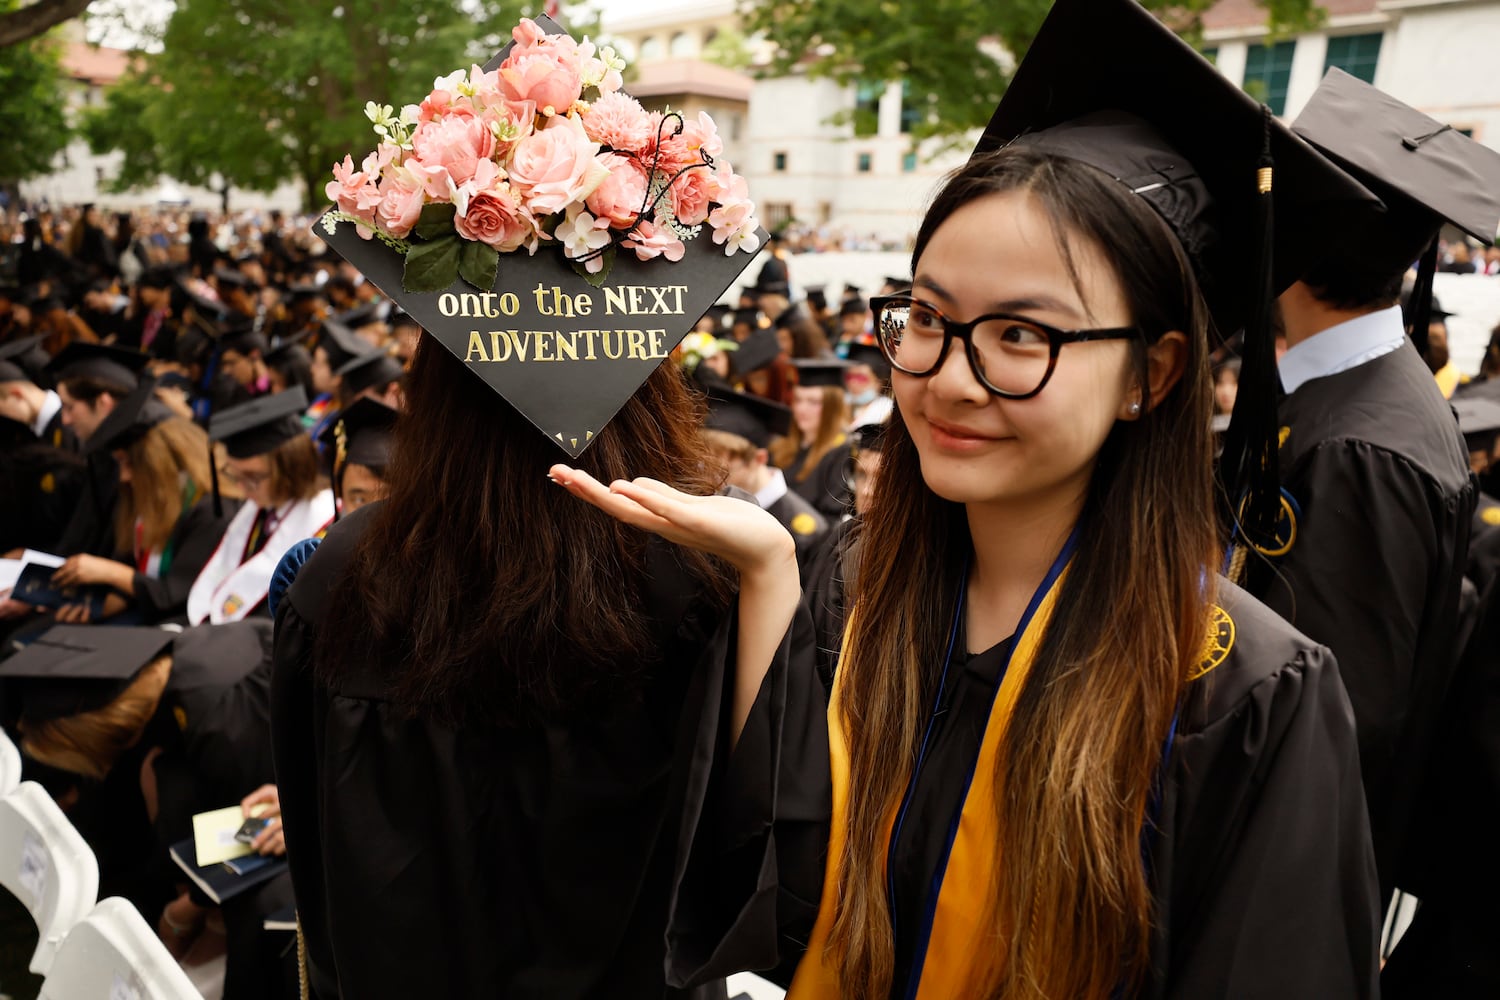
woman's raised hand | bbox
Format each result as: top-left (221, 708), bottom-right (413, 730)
top-left (549, 465), bottom-right (796, 577)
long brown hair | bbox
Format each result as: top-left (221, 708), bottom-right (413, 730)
top-left (20, 655), bottom-right (172, 781)
top-left (828, 148), bottom-right (1219, 998)
top-left (770, 385), bottom-right (848, 479)
top-left (114, 416), bottom-right (215, 555)
top-left (317, 336), bottom-right (732, 725)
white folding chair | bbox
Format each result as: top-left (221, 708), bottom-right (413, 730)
top-left (0, 780), bottom-right (99, 975)
top-left (0, 728), bottom-right (20, 795)
top-left (728, 973), bottom-right (787, 1000)
top-left (40, 896), bottom-right (204, 1000)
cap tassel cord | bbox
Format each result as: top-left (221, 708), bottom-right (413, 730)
top-left (1219, 105), bottom-right (1282, 580)
top-left (209, 437), bottom-right (223, 518)
top-left (1406, 235), bottom-right (1441, 358)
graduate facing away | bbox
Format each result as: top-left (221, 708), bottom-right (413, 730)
top-left (558, 0), bottom-right (1383, 995)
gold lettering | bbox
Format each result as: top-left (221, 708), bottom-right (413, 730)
top-left (602, 331), bottom-right (624, 360)
top-left (533, 282), bottom-right (552, 315)
top-left (499, 292), bottom-right (520, 316)
top-left (464, 331), bottom-right (491, 363)
top-left (481, 292), bottom-right (500, 318)
top-left (667, 286), bottom-right (686, 313)
top-left (460, 293), bottom-right (483, 318)
top-left (583, 329), bottom-right (600, 360)
top-left (647, 328), bottom-right (667, 358)
top-left (555, 330), bottom-right (579, 362)
top-left (626, 328), bottom-right (648, 360)
top-left (550, 287), bottom-right (576, 319)
top-left (575, 292), bottom-right (593, 317)
top-left (627, 285), bottom-right (646, 314)
top-left (439, 293), bottom-right (460, 317)
top-left (507, 330), bottom-right (534, 362)
top-left (602, 286), bottom-right (629, 315)
top-left (534, 330), bottom-right (554, 362)
top-left (489, 330), bottom-right (511, 362)
top-left (646, 285), bottom-right (672, 313)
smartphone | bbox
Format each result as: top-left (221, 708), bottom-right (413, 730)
top-left (234, 817), bottom-right (272, 844)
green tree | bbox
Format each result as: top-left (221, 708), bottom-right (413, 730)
top-left (742, 0), bottom-right (1325, 146)
top-left (84, 0), bottom-right (543, 210)
top-left (0, 6), bottom-right (73, 186)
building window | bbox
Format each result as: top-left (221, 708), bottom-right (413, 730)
top-left (853, 81), bottom-right (882, 137)
top-left (764, 202), bottom-right (794, 229)
top-left (857, 152), bottom-right (873, 173)
top-left (1201, 47), bottom-right (1219, 65)
top-left (727, 113), bottom-right (742, 142)
top-left (773, 150), bottom-right (788, 172)
top-left (1324, 33), bottom-right (1382, 84)
top-left (669, 31), bottom-right (694, 58)
top-left (1242, 40), bottom-right (1296, 116)
top-left (902, 151), bottom-right (917, 172)
top-left (638, 35), bottom-right (661, 61)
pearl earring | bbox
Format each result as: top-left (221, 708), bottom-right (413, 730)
top-left (1128, 401), bottom-right (1141, 416)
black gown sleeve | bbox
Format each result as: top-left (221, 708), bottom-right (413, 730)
top-left (1149, 644), bottom-right (1380, 999)
top-left (131, 498), bottom-right (235, 622)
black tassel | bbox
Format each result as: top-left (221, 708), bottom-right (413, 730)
top-left (1405, 236), bottom-right (1441, 359)
top-left (1218, 106), bottom-right (1282, 565)
top-left (209, 437), bottom-right (223, 518)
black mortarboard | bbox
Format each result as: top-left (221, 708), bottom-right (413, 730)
top-left (288, 282), bottom-right (326, 302)
top-left (215, 315), bottom-right (269, 358)
top-left (209, 386), bottom-right (309, 459)
top-left (842, 342), bottom-right (891, 380)
top-left (45, 343), bottom-right (149, 390)
top-left (336, 301), bottom-right (383, 329)
top-left (319, 397), bottom-right (398, 473)
top-left (0, 625), bottom-right (175, 723)
top-left (175, 276), bottom-right (227, 322)
top-left (804, 285), bottom-right (828, 310)
top-left (316, 320), bottom-right (374, 370)
top-left (729, 325), bottom-right (782, 376)
top-left (839, 298), bottom-right (868, 318)
top-left (703, 386), bottom-right (792, 447)
top-left (0, 335), bottom-right (49, 384)
top-left (702, 304), bottom-right (732, 330)
top-left (265, 331), bottom-right (313, 365)
top-left (313, 14), bottom-right (767, 459)
top-left (792, 358), bottom-right (852, 388)
top-left (335, 350), bottom-right (404, 396)
top-left (1402, 291), bottom-right (1455, 327)
top-left (1454, 396), bottom-right (1500, 452)
top-left (882, 276), bottom-right (910, 290)
top-left (86, 376), bottom-right (173, 454)
top-left (842, 283), bottom-right (862, 299)
top-left (731, 306), bottom-right (763, 331)
top-left (213, 267), bottom-right (252, 290)
top-left (755, 278), bottom-right (790, 297)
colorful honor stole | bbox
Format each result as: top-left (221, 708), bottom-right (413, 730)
top-left (789, 539), bottom-right (1076, 999)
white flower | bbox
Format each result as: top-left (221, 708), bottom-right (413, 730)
top-left (433, 69), bottom-right (466, 92)
top-left (559, 208), bottom-right (613, 272)
top-left (725, 220), bottom-right (761, 256)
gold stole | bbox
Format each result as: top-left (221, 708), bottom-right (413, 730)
top-left (788, 569), bottom-right (1071, 998)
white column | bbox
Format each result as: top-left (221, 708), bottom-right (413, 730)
top-left (1283, 33), bottom-right (1329, 119)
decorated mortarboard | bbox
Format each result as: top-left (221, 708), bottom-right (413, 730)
top-left (86, 376), bottom-right (174, 454)
top-left (703, 386), bottom-right (792, 447)
top-left (314, 14), bottom-right (768, 457)
top-left (319, 397), bottom-right (398, 475)
top-left (792, 358), bottom-right (852, 388)
top-left (972, 0), bottom-right (1381, 564)
top-left (0, 335), bottom-right (49, 384)
top-left (316, 320), bottom-right (374, 369)
top-left (45, 343), bottom-right (149, 389)
top-left (0, 625), bottom-right (175, 723)
top-left (729, 324), bottom-right (782, 376)
top-left (335, 349), bottom-right (404, 396)
top-left (210, 386), bottom-right (309, 460)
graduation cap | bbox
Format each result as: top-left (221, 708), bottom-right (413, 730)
top-left (213, 267), bottom-right (253, 290)
top-left (792, 358), bottom-right (852, 388)
top-left (287, 282), bottom-right (326, 302)
top-left (335, 349), bottom-right (404, 396)
top-left (45, 343), bottom-right (149, 390)
top-left (1292, 67), bottom-right (1500, 354)
top-left (1453, 396), bottom-right (1500, 453)
top-left (215, 315), bottom-right (269, 358)
top-left (85, 376), bottom-right (174, 455)
top-left (972, 0), bottom-right (1381, 562)
top-left (882, 275), bottom-right (910, 291)
top-left (0, 335), bottom-right (49, 384)
top-left (0, 625), bottom-right (174, 723)
top-left (210, 386), bottom-right (309, 460)
top-left (730, 306), bottom-right (764, 331)
top-left (839, 298), bottom-right (868, 318)
top-left (335, 301), bottom-right (383, 329)
top-left (313, 14), bottom-right (768, 459)
top-left (703, 386), bottom-right (792, 448)
top-left (804, 285), bottom-right (828, 310)
top-left (842, 342), bottom-right (890, 380)
top-left (729, 325), bottom-right (782, 376)
top-left (319, 397), bottom-right (398, 479)
top-left (316, 320), bottom-right (375, 370)
top-left (701, 303), bottom-right (732, 330)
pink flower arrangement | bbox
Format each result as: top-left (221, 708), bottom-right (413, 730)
top-left (322, 17), bottom-right (762, 293)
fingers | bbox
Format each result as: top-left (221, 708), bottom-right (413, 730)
top-left (253, 818), bottom-right (285, 856)
top-left (56, 604), bottom-right (88, 623)
top-left (550, 466), bottom-right (674, 533)
top-left (241, 784), bottom-right (279, 816)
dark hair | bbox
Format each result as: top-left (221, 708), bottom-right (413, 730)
top-left (267, 344), bottom-right (315, 399)
top-left (316, 337), bottom-right (732, 725)
top-left (830, 147), bottom-right (1218, 997)
top-left (60, 373), bottom-right (134, 403)
top-left (1300, 258), bottom-right (1403, 311)
top-left (265, 434), bottom-right (322, 505)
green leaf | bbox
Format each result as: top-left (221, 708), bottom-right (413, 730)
top-left (458, 240), bottom-right (500, 291)
top-left (414, 202), bottom-right (459, 241)
top-left (403, 236), bottom-right (461, 294)
top-left (570, 245), bottom-right (615, 289)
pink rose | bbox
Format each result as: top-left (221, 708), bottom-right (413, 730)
top-left (507, 115), bottom-right (608, 217)
top-left (511, 17), bottom-right (547, 48)
top-left (667, 166), bottom-right (713, 226)
top-left (585, 153), bottom-right (648, 229)
top-left (580, 91), bottom-right (654, 155)
top-left (623, 219), bottom-right (685, 263)
top-left (326, 153), bottom-right (383, 231)
top-left (418, 88), bottom-right (475, 124)
top-left (456, 183), bottom-right (535, 253)
top-left (375, 172), bottom-right (426, 238)
top-left (497, 51), bottom-right (583, 117)
top-left (410, 114), bottom-right (496, 190)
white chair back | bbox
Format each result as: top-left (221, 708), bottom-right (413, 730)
top-left (40, 896), bottom-right (204, 1000)
top-left (0, 728), bottom-right (20, 795)
top-left (0, 781), bottom-right (99, 974)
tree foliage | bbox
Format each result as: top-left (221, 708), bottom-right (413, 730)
top-left (0, 0), bottom-right (91, 50)
top-left (0, 2), bottom-right (73, 185)
top-left (741, 0), bottom-right (1325, 145)
top-left (84, 0), bottom-right (547, 209)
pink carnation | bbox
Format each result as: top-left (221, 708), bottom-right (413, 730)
top-left (580, 92), bottom-right (654, 155)
top-left (498, 36), bottom-right (583, 116)
top-left (410, 113), bottom-right (496, 190)
top-left (623, 219), bottom-right (685, 263)
top-left (585, 153), bottom-right (648, 229)
top-left (375, 172), bottom-right (426, 238)
top-left (508, 115), bottom-right (608, 217)
top-left (667, 166), bottom-right (713, 226)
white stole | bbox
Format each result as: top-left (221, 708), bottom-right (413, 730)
top-left (187, 490), bottom-right (335, 625)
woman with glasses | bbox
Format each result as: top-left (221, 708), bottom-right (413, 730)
top-left (187, 387), bottom-right (334, 625)
top-left (552, 0), bottom-right (1381, 995)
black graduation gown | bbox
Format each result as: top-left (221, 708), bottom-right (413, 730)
top-left (55, 450), bottom-right (120, 558)
top-left (270, 506), bottom-right (733, 1000)
top-left (800, 517), bottom-right (856, 696)
top-left (664, 581), bottom-right (1380, 998)
top-left (1466, 491), bottom-right (1500, 590)
top-left (130, 497), bottom-right (239, 623)
top-left (40, 407), bottom-right (77, 453)
top-left (0, 437), bottom-right (86, 552)
top-left (783, 443), bottom-right (852, 521)
top-left (1242, 341), bottom-right (1474, 901)
top-left (764, 489), bottom-right (827, 577)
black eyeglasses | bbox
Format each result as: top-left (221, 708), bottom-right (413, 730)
top-left (870, 294), bottom-right (1142, 399)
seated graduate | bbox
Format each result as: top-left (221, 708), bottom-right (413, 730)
top-left (49, 377), bottom-right (238, 624)
top-left (840, 341), bottom-right (893, 430)
top-left (332, 347), bottom-right (403, 410)
top-left (773, 359), bottom-right (853, 520)
top-left (0, 621), bottom-right (290, 1000)
top-left (318, 397), bottom-right (396, 517)
top-left (304, 319), bottom-right (368, 442)
top-left (187, 387), bottom-right (334, 625)
top-left (263, 336), bottom-right (316, 399)
top-left (702, 386), bottom-right (828, 569)
top-left (555, 0), bottom-right (1384, 995)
